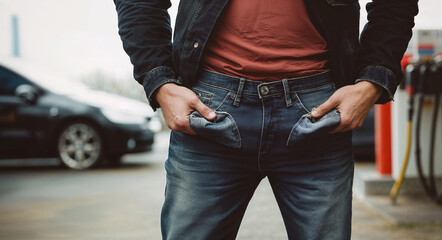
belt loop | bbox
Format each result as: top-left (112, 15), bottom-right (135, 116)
top-left (282, 78), bottom-right (293, 107)
top-left (233, 78), bottom-right (246, 107)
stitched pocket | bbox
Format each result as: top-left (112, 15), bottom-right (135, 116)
top-left (192, 88), bottom-right (212, 106)
top-left (191, 84), bottom-right (234, 111)
top-left (286, 109), bottom-right (341, 149)
top-left (189, 111), bottom-right (241, 149)
top-left (294, 83), bottom-right (335, 114)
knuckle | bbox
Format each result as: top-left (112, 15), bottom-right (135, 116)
top-left (169, 123), bottom-right (178, 131)
top-left (175, 119), bottom-right (187, 129)
top-left (321, 100), bottom-right (330, 107)
top-left (189, 96), bottom-right (200, 107)
top-left (341, 117), bottom-right (352, 126)
top-left (169, 116), bottom-right (187, 131)
top-left (329, 94), bottom-right (340, 103)
top-left (199, 105), bottom-right (209, 114)
top-left (316, 106), bottom-right (326, 115)
top-left (165, 119), bottom-right (174, 129)
top-left (203, 106), bottom-right (211, 114)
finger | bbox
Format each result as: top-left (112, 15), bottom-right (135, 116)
top-left (194, 100), bottom-right (216, 121)
top-left (168, 115), bottom-right (197, 135)
top-left (329, 124), bottom-right (344, 134)
top-left (329, 117), bottom-right (357, 134)
top-left (356, 118), bottom-right (365, 129)
top-left (329, 113), bottom-right (351, 134)
top-left (311, 97), bottom-right (336, 118)
top-left (329, 124), bottom-right (352, 134)
top-left (181, 125), bottom-right (197, 135)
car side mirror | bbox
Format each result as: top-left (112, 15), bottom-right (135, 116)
top-left (15, 84), bottom-right (39, 104)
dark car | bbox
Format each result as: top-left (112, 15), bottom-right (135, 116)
top-left (0, 58), bottom-right (161, 170)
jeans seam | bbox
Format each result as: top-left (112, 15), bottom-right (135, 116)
top-left (294, 92), bottom-right (310, 113)
top-left (197, 81), bottom-right (333, 96)
top-left (286, 117), bottom-right (302, 148)
top-left (226, 112), bottom-right (241, 148)
top-left (291, 82), bottom-right (334, 94)
top-left (197, 81), bottom-right (237, 93)
top-left (214, 92), bottom-right (233, 111)
top-left (257, 99), bottom-right (265, 175)
top-left (192, 87), bottom-right (213, 108)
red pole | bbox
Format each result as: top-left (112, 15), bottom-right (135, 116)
top-left (375, 103), bottom-right (392, 175)
top-left (374, 54), bottom-right (413, 175)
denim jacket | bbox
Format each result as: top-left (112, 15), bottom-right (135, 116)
top-left (114, 0), bottom-right (419, 110)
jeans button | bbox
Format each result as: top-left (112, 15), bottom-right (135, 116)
top-left (260, 86), bottom-right (269, 95)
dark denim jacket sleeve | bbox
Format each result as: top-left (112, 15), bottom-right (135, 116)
top-left (113, 0), bottom-right (180, 110)
top-left (356, 0), bottom-right (419, 104)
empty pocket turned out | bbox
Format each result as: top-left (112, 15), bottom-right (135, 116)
top-left (287, 109), bottom-right (341, 148)
top-left (189, 111), bottom-right (241, 149)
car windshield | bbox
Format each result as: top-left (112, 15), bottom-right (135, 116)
top-left (30, 71), bottom-right (89, 95)
top-left (1, 60), bottom-right (90, 94)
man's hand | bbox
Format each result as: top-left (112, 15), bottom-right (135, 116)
top-left (311, 81), bottom-right (383, 133)
top-left (155, 83), bottom-right (216, 135)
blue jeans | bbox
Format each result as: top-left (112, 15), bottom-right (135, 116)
top-left (161, 70), bottom-right (354, 240)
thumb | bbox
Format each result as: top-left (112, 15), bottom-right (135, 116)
top-left (311, 98), bottom-right (335, 118)
top-left (194, 101), bottom-right (216, 121)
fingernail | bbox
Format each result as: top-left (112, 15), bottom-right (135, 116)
top-left (209, 112), bottom-right (216, 118)
top-left (312, 110), bottom-right (318, 116)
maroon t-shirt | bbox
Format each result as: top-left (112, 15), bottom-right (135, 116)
top-left (202, 0), bottom-right (329, 81)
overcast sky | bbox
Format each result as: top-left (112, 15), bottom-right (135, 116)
top-left (0, 0), bottom-right (441, 81)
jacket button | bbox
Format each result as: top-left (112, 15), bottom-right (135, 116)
top-left (193, 42), bottom-right (199, 48)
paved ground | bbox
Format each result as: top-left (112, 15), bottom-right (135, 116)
top-left (0, 131), bottom-right (441, 240)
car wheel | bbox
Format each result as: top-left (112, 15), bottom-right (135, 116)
top-left (57, 122), bottom-right (103, 170)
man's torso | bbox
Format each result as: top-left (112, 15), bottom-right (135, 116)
top-left (201, 0), bottom-right (329, 81)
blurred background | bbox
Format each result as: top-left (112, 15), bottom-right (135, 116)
top-left (0, 0), bottom-right (442, 239)
top-left (2, 0), bottom-right (440, 168)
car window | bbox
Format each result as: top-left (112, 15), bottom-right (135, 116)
top-left (0, 66), bottom-right (31, 96)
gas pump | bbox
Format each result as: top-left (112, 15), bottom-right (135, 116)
top-left (390, 62), bottom-right (420, 204)
top-left (391, 56), bottom-right (442, 206)
top-left (415, 56), bottom-right (442, 205)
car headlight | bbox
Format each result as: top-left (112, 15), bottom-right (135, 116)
top-left (101, 108), bottom-right (147, 125)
